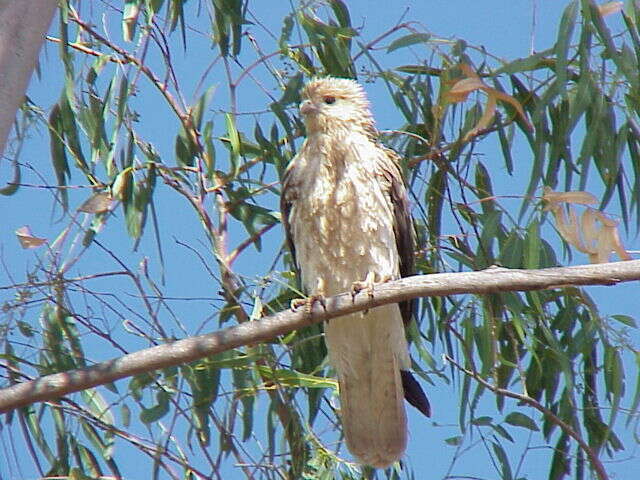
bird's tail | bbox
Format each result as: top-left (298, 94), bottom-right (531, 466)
top-left (325, 304), bottom-right (409, 468)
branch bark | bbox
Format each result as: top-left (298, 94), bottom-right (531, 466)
top-left (0, 0), bottom-right (58, 156)
top-left (1, 259), bottom-right (639, 414)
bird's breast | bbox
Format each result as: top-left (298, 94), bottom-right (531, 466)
top-left (289, 142), bottom-right (399, 295)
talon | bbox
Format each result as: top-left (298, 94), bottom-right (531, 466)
top-left (291, 277), bottom-right (327, 314)
top-left (351, 271), bottom-right (376, 299)
top-left (290, 298), bottom-right (307, 311)
top-left (290, 295), bottom-right (326, 313)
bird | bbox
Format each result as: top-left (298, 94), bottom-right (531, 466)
top-left (280, 76), bottom-right (430, 468)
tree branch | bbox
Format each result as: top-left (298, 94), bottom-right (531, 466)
top-left (0, 0), bottom-right (58, 156)
top-left (1, 259), bottom-right (639, 414)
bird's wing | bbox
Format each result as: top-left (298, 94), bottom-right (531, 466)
top-left (280, 160), bottom-right (299, 274)
top-left (377, 146), bottom-right (416, 324)
top-left (377, 146), bottom-right (431, 418)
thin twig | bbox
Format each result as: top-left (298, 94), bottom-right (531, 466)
top-left (444, 354), bottom-right (609, 480)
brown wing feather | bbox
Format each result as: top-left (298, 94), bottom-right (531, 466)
top-left (379, 146), bottom-right (415, 325)
top-left (379, 146), bottom-right (432, 418)
top-left (280, 162), bottom-right (299, 273)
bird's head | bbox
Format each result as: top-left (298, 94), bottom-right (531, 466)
top-left (299, 77), bottom-right (375, 135)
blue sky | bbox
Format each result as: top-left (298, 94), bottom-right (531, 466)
top-left (2, 1), bottom-right (639, 479)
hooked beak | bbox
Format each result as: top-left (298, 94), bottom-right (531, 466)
top-left (299, 99), bottom-right (318, 116)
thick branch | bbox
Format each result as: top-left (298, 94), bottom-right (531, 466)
top-left (1, 260), bottom-right (640, 413)
top-left (0, 0), bottom-right (58, 156)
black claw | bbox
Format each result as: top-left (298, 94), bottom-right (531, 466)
top-left (319, 296), bottom-right (327, 311)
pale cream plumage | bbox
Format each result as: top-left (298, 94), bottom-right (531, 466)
top-left (281, 77), bottom-right (429, 468)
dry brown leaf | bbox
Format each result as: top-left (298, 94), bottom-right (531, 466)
top-left (459, 63), bottom-right (479, 79)
top-left (546, 188), bottom-right (630, 263)
top-left (111, 169), bottom-right (132, 201)
top-left (465, 95), bottom-right (497, 140)
top-left (15, 226), bottom-right (47, 249)
top-left (550, 204), bottom-right (582, 251)
top-left (446, 64), bottom-right (532, 136)
top-left (78, 192), bottom-right (113, 214)
top-left (581, 208), bottom-right (598, 253)
top-left (543, 187), bottom-right (599, 208)
top-left (607, 225), bottom-right (632, 260)
top-left (491, 89), bottom-right (532, 131)
top-left (542, 187), bottom-right (631, 263)
top-left (592, 209), bottom-right (618, 227)
top-left (593, 225), bottom-right (614, 263)
top-left (567, 205), bottom-right (587, 252)
top-left (446, 77), bottom-right (485, 103)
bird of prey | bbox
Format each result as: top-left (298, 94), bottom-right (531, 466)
top-left (280, 77), bottom-right (430, 468)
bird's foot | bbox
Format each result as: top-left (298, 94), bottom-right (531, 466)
top-left (351, 272), bottom-right (390, 315)
top-left (351, 272), bottom-right (392, 300)
top-left (351, 271), bottom-right (376, 300)
top-left (290, 294), bottom-right (326, 314)
top-left (291, 277), bottom-right (326, 314)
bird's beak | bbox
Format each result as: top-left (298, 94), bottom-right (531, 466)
top-left (299, 99), bottom-right (318, 116)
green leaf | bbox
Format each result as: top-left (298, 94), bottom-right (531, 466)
top-left (387, 33), bottom-right (431, 53)
top-left (524, 220), bottom-right (540, 269)
top-left (79, 418), bottom-right (114, 462)
top-left (22, 406), bottom-right (56, 463)
top-left (426, 169), bottom-right (446, 244)
top-left (549, 433), bottom-right (570, 480)
top-left (202, 119), bottom-right (216, 174)
top-left (212, 1), bottom-right (230, 56)
top-left (611, 314), bottom-right (637, 328)
top-left (627, 351), bottom-right (640, 427)
top-left (140, 390), bottom-right (170, 423)
top-left (554, 1), bottom-right (578, 97)
top-left (604, 344), bottom-right (625, 402)
top-left (227, 189), bottom-right (279, 249)
top-left (475, 161), bottom-right (496, 213)
top-left (128, 372), bottom-right (158, 401)
top-left (493, 50), bottom-right (554, 75)
top-left (279, 73), bottom-right (304, 106)
top-left (115, 75), bottom-right (129, 130)
top-left (492, 441), bottom-right (513, 480)
top-left (395, 64), bottom-right (443, 75)
top-left (499, 231), bottom-right (524, 268)
top-left (329, 0), bottom-right (351, 28)
top-left (492, 424), bottom-right (515, 443)
top-left (232, 366), bottom-right (255, 441)
top-left (59, 91), bottom-right (89, 174)
top-left (279, 12), bottom-right (294, 50)
top-left (48, 104), bottom-right (70, 210)
top-left (81, 388), bottom-right (115, 425)
top-left (496, 120), bottom-right (514, 175)
top-left (225, 112), bottom-right (240, 176)
top-left (504, 411), bottom-right (539, 431)
top-left (471, 415), bottom-right (493, 426)
top-left (445, 436), bottom-right (463, 446)
top-left (191, 84), bottom-right (217, 131)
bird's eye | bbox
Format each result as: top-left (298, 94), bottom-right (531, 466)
top-left (323, 96), bottom-right (336, 105)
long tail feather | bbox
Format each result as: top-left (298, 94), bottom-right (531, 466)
top-left (325, 304), bottom-right (408, 468)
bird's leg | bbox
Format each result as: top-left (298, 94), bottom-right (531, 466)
top-left (351, 271), bottom-right (377, 300)
top-left (291, 277), bottom-right (326, 313)
top-left (351, 272), bottom-right (393, 314)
